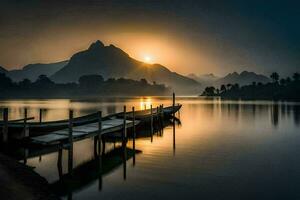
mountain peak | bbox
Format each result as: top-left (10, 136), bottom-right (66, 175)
top-left (88, 40), bottom-right (105, 50)
top-left (0, 66), bottom-right (8, 73)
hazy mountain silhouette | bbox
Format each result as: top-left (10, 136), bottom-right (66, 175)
top-left (51, 40), bottom-right (200, 93)
top-left (7, 61), bottom-right (68, 82)
top-left (216, 71), bottom-right (270, 86)
top-left (189, 71), bottom-right (270, 87)
top-left (187, 73), bottom-right (219, 85)
top-left (0, 66), bottom-right (7, 74)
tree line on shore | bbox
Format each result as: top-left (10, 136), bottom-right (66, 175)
top-left (0, 73), bottom-right (169, 98)
top-left (201, 72), bottom-right (300, 100)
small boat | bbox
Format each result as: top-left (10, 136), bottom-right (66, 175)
top-left (0, 104), bottom-right (182, 138)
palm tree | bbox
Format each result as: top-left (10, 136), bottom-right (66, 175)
top-left (293, 72), bottom-right (300, 81)
top-left (270, 72), bottom-right (279, 83)
top-left (203, 86), bottom-right (216, 96)
top-left (220, 84), bottom-right (226, 93)
top-left (226, 84), bottom-right (232, 90)
top-left (280, 78), bottom-right (286, 86)
top-left (233, 83), bottom-right (240, 90)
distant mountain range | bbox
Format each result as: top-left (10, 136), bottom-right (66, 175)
top-left (0, 40), bottom-right (272, 94)
top-left (6, 61), bottom-right (68, 82)
top-left (188, 71), bottom-right (270, 87)
top-left (187, 73), bottom-right (220, 85)
top-left (51, 40), bottom-right (200, 93)
top-left (0, 66), bottom-right (7, 74)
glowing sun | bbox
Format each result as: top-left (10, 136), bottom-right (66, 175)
top-left (144, 55), bottom-right (152, 63)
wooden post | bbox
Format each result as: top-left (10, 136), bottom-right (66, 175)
top-left (158, 105), bottom-right (162, 135)
top-left (122, 106), bottom-right (127, 145)
top-left (93, 137), bottom-right (97, 157)
top-left (97, 111), bottom-right (102, 191)
top-left (23, 148), bottom-right (28, 164)
top-left (57, 147), bottom-right (63, 178)
top-left (144, 104), bottom-right (146, 110)
top-left (23, 108), bottom-right (29, 138)
top-left (68, 110), bottom-right (73, 176)
top-left (177, 103), bottom-right (181, 119)
top-left (98, 111), bottom-right (102, 155)
top-left (132, 106), bottom-right (136, 166)
top-left (150, 105), bottom-right (153, 142)
top-left (156, 106), bottom-right (159, 129)
top-left (173, 114), bottom-right (176, 155)
top-left (39, 108), bottom-right (42, 123)
top-left (123, 145), bottom-right (127, 180)
top-left (2, 108), bottom-right (8, 143)
top-left (172, 92), bottom-right (175, 116)
top-left (161, 104), bottom-right (164, 123)
top-left (122, 106), bottom-right (127, 180)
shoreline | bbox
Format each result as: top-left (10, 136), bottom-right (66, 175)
top-left (0, 152), bottom-right (60, 200)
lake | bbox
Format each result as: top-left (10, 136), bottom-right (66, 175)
top-left (1, 97), bottom-right (300, 200)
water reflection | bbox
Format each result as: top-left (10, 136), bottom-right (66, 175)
top-left (1, 98), bottom-right (300, 200)
top-left (271, 103), bottom-right (279, 127)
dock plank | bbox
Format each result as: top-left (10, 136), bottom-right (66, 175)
top-left (31, 118), bottom-right (139, 145)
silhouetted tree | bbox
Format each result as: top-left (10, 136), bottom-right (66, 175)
top-left (79, 74), bottom-right (104, 88)
top-left (34, 74), bottom-right (55, 87)
top-left (286, 77), bottom-right (292, 84)
top-left (140, 78), bottom-right (148, 85)
top-left (293, 72), bottom-right (300, 81)
top-left (202, 86), bottom-right (216, 96)
top-left (19, 78), bottom-right (32, 88)
top-left (270, 72), bottom-right (279, 83)
top-left (280, 78), bottom-right (286, 86)
top-left (226, 84), bottom-right (232, 90)
top-left (232, 83), bottom-right (240, 90)
top-left (0, 73), bottom-right (13, 89)
top-left (220, 84), bottom-right (226, 92)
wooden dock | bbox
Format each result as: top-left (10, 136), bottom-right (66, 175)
top-left (31, 118), bottom-right (139, 145)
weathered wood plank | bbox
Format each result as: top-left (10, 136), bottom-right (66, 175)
top-left (31, 118), bottom-right (140, 145)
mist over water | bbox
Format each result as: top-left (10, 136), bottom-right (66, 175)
top-left (1, 97), bottom-right (300, 200)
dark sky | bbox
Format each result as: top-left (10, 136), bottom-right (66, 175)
top-left (0, 0), bottom-right (299, 76)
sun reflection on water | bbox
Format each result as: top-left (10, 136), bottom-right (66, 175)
top-left (139, 97), bottom-right (152, 110)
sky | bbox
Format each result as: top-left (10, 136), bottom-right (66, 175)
top-left (0, 0), bottom-right (299, 77)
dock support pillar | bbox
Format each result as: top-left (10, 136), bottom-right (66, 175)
top-left (173, 113), bottom-right (176, 155)
top-left (132, 106), bottom-right (136, 166)
top-left (161, 104), bottom-right (164, 125)
top-left (98, 111), bottom-right (102, 155)
top-left (23, 108), bottom-right (29, 138)
top-left (23, 148), bottom-right (28, 164)
top-left (122, 106), bottom-right (127, 146)
top-left (39, 109), bottom-right (43, 123)
top-left (94, 137), bottom-right (97, 157)
top-left (122, 105), bottom-right (127, 180)
top-left (68, 110), bottom-right (73, 176)
top-left (156, 106), bottom-right (159, 130)
top-left (172, 92), bottom-right (175, 117)
top-left (57, 147), bottom-right (63, 178)
top-left (150, 105), bottom-right (153, 142)
top-left (98, 111), bottom-right (102, 191)
top-left (2, 108), bottom-right (8, 143)
top-left (159, 105), bottom-right (162, 135)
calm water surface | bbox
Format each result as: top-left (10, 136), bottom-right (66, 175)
top-left (1, 97), bottom-right (300, 200)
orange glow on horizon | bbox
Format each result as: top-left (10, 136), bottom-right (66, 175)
top-left (140, 97), bottom-right (152, 110)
